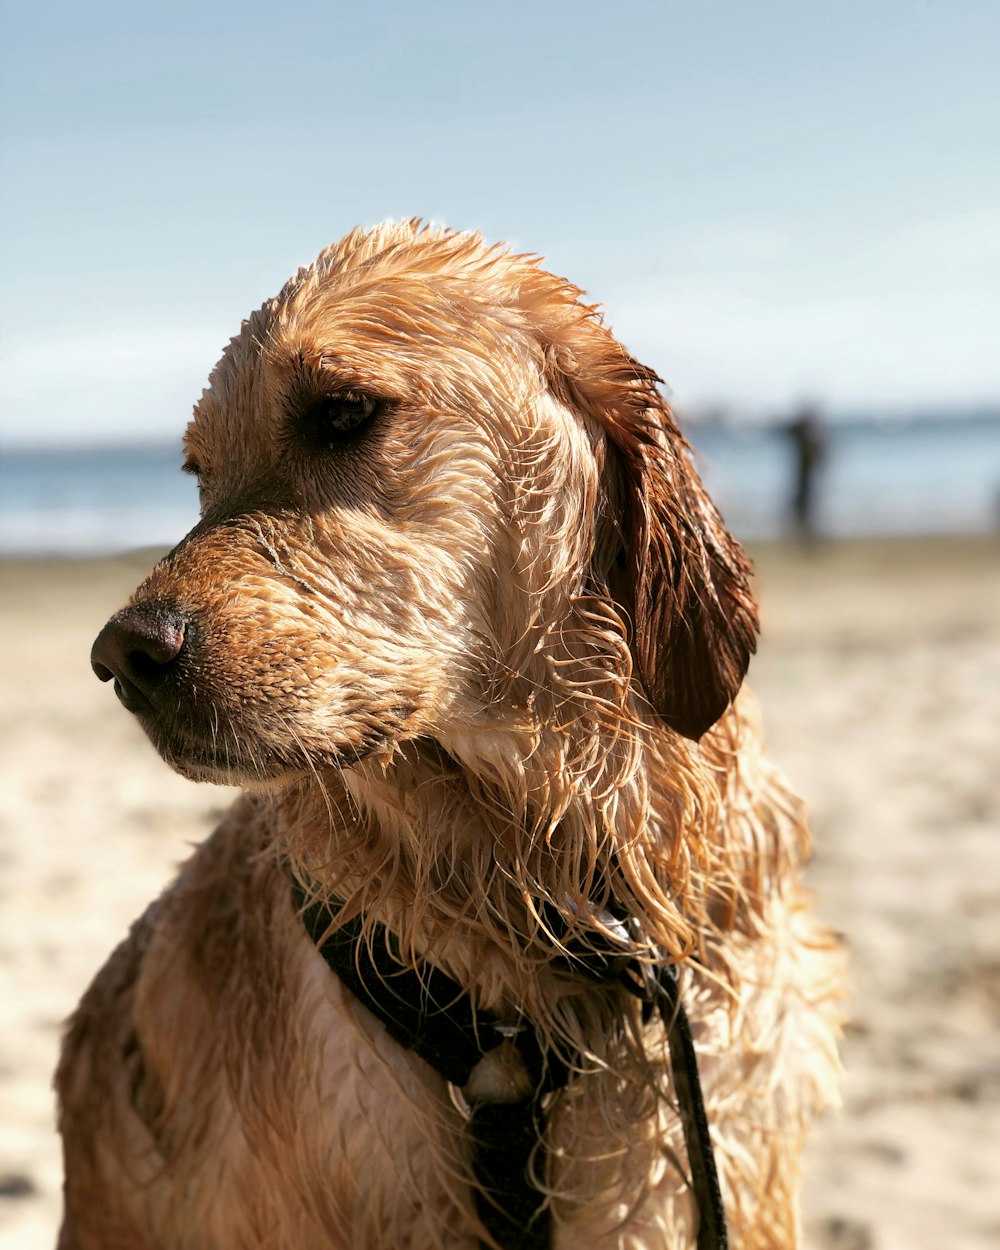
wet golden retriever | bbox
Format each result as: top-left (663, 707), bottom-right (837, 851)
top-left (57, 222), bottom-right (840, 1249)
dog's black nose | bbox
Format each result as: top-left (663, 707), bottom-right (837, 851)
top-left (91, 604), bottom-right (188, 714)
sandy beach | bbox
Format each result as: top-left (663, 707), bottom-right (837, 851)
top-left (1, 535), bottom-right (998, 1249)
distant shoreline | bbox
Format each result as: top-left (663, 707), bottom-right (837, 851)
top-left (3, 401), bottom-right (999, 454)
top-left (5, 414), bottom-right (999, 552)
top-left (5, 531), bottom-right (995, 558)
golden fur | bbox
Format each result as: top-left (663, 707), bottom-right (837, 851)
top-left (57, 222), bottom-right (841, 1249)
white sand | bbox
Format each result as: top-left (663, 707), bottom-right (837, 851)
top-left (1, 537), bottom-right (998, 1248)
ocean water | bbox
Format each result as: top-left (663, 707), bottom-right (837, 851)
top-left (691, 412), bottom-right (1000, 540)
top-left (1, 414), bottom-right (998, 555)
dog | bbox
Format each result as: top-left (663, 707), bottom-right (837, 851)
top-left (57, 221), bottom-right (840, 1249)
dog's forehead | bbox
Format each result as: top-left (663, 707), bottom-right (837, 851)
top-left (182, 224), bottom-right (626, 496)
top-left (187, 247), bottom-right (549, 457)
top-left (185, 303), bottom-right (277, 471)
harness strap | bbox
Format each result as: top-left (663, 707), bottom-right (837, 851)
top-left (292, 880), bottom-right (488, 1085)
top-left (468, 1100), bottom-right (552, 1250)
top-left (290, 877), bottom-right (565, 1248)
top-left (290, 875), bottom-right (727, 1250)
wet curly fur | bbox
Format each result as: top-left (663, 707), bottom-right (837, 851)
top-left (57, 222), bottom-right (840, 1249)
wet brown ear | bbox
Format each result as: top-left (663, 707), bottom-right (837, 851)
top-left (610, 404), bottom-right (758, 738)
top-left (513, 261), bottom-right (757, 738)
top-left (557, 347), bottom-right (758, 739)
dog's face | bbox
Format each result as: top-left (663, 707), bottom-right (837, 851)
top-left (91, 223), bottom-right (758, 786)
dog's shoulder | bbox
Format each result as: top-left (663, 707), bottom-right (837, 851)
top-left (57, 795), bottom-right (473, 1247)
top-left (56, 796), bottom-right (271, 1131)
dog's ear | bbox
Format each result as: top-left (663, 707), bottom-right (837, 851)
top-left (550, 342), bottom-right (758, 740)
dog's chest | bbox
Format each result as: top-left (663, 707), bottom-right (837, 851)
top-left (134, 841), bottom-right (694, 1250)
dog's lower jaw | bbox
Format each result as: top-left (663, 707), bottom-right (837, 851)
top-left (148, 733), bottom-right (299, 787)
top-left (140, 713), bottom-right (406, 788)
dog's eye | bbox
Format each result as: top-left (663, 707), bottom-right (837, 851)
top-left (182, 457), bottom-right (202, 478)
top-left (290, 386), bottom-right (384, 452)
top-left (320, 392), bottom-right (379, 434)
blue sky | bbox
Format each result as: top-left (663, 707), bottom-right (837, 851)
top-left (1, 0), bottom-right (997, 444)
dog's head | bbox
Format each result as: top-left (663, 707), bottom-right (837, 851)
top-left (92, 222), bottom-right (757, 786)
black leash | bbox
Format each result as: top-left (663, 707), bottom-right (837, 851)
top-left (652, 965), bottom-right (729, 1250)
top-left (290, 875), bottom-right (727, 1249)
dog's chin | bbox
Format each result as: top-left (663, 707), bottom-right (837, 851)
top-left (152, 737), bottom-right (301, 789)
top-left (165, 752), bottom-right (299, 788)
top-left (143, 719), bottom-right (393, 789)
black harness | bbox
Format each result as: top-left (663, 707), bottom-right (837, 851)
top-left (290, 876), bottom-right (728, 1250)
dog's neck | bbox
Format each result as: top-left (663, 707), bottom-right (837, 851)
top-left (276, 705), bottom-right (760, 1005)
top-left (275, 690), bottom-right (805, 1071)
